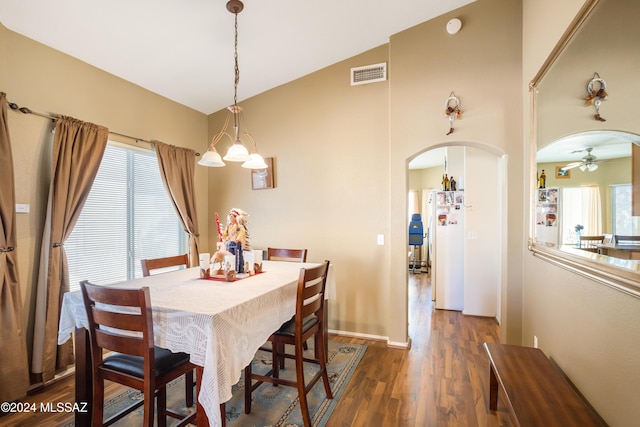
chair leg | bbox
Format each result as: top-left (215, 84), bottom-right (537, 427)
top-left (143, 383), bottom-right (155, 427)
top-left (273, 341), bottom-right (281, 383)
top-left (295, 341), bottom-right (312, 427)
top-left (157, 387), bottom-right (167, 427)
top-left (278, 342), bottom-right (286, 370)
top-left (316, 331), bottom-right (333, 399)
top-left (244, 365), bottom-right (252, 414)
top-left (92, 376), bottom-right (105, 427)
top-left (185, 369), bottom-right (195, 407)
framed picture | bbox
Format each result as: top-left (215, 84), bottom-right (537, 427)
top-left (251, 157), bottom-right (274, 190)
top-left (555, 166), bottom-right (571, 179)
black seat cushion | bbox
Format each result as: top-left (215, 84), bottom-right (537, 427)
top-left (102, 347), bottom-right (190, 378)
top-left (274, 315), bottom-right (319, 338)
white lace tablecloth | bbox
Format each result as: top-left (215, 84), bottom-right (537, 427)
top-left (58, 260), bottom-right (335, 427)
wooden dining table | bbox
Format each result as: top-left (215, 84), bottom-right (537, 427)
top-left (595, 243), bottom-right (640, 259)
top-left (58, 260), bottom-right (334, 427)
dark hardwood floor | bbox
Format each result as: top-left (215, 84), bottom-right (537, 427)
top-left (327, 273), bottom-right (509, 426)
top-left (0, 273), bottom-right (510, 426)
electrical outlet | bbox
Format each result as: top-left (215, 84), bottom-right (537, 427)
top-left (533, 335), bottom-right (539, 348)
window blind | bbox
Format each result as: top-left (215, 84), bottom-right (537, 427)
top-left (66, 144), bottom-right (186, 291)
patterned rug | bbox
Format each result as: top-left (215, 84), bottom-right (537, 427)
top-left (64, 339), bottom-right (366, 427)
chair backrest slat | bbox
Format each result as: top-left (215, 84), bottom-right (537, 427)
top-left (95, 330), bottom-right (147, 357)
top-left (267, 248), bottom-right (308, 263)
top-left (301, 295), bottom-right (323, 319)
top-left (92, 308), bottom-right (144, 331)
top-left (141, 254), bottom-right (190, 276)
top-left (302, 277), bottom-right (324, 300)
top-left (580, 235), bottom-right (604, 242)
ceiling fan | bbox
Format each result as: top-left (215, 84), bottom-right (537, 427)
top-left (561, 147), bottom-right (602, 172)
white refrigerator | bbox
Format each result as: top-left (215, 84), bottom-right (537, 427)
top-left (429, 190), bottom-right (464, 311)
top-left (535, 187), bottom-right (560, 248)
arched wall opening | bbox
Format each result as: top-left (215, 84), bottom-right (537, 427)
top-left (405, 141), bottom-right (506, 332)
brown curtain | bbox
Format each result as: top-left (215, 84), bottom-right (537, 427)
top-left (153, 141), bottom-right (200, 266)
top-left (32, 116), bottom-right (108, 382)
top-left (0, 93), bottom-right (30, 402)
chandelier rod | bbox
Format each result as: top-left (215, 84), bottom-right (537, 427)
top-left (233, 11), bottom-right (239, 108)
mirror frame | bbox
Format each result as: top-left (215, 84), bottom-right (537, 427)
top-left (528, 0), bottom-right (640, 299)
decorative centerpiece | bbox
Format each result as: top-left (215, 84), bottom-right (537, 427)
top-left (575, 224), bottom-right (584, 247)
top-left (209, 208), bottom-right (252, 281)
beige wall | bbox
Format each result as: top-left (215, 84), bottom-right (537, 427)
top-left (206, 45), bottom-right (392, 338)
top-left (409, 167), bottom-right (443, 192)
top-left (0, 24), bottom-right (210, 357)
top-left (524, 0), bottom-right (640, 425)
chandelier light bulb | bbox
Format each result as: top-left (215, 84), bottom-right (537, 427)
top-left (242, 152), bottom-right (268, 169)
top-left (197, 148), bottom-right (225, 167)
top-left (224, 142), bottom-right (250, 161)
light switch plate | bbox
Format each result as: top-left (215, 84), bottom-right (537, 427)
top-left (377, 234), bottom-right (384, 245)
top-left (16, 203), bottom-right (30, 213)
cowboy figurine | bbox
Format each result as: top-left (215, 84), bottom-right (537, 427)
top-left (221, 208), bottom-right (251, 272)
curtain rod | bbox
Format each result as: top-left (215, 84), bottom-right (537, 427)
top-left (7, 101), bottom-right (200, 156)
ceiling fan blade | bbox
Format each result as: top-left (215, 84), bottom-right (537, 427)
top-left (562, 162), bottom-right (582, 170)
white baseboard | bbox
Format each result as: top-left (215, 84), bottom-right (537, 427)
top-left (328, 329), bottom-right (411, 349)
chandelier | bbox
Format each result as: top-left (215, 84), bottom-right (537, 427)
top-left (198, 0), bottom-right (267, 169)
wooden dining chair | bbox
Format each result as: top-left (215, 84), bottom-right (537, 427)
top-left (579, 235), bottom-right (605, 252)
top-left (267, 247), bottom-right (310, 352)
top-left (140, 253), bottom-right (190, 277)
top-left (267, 248), bottom-right (308, 262)
top-left (244, 260), bottom-right (332, 427)
top-left (614, 235), bottom-right (640, 245)
top-left (139, 253), bottom-right (195, 411)
top-left (80, 281), bottom-right (196, 427)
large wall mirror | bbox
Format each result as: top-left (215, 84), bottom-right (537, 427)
top-left (530, 0), bottom-right (640, 295)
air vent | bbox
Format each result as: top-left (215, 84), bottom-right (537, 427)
top-left (350, 62), bottom-right (387, 86)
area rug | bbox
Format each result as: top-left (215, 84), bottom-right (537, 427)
top-left (63, 339), bottom-right (366, 427)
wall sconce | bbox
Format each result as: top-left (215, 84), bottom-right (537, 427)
top-left (444, 92), bottom-right (462, 135)
top-left (585, 72), bottom-right (607, 122)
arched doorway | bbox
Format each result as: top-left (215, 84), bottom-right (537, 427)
top-left (407, 142), bottom-right (506, 321)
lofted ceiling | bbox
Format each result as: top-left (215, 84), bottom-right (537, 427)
top-left (0, 0), bottom-right (474, 115)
